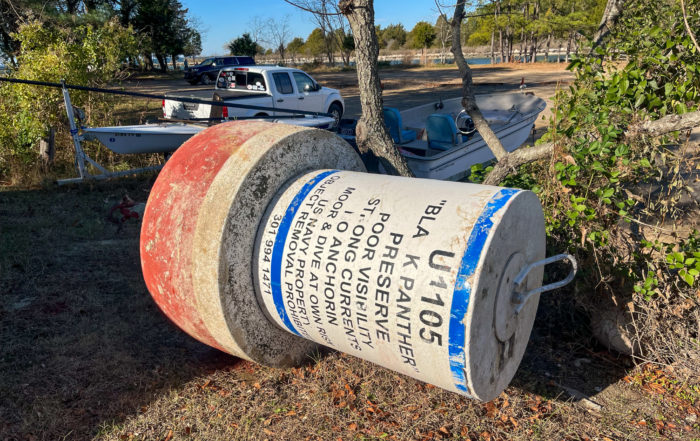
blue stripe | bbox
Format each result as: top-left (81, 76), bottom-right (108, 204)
top-left (448, 188), bottom-right (520, 393)
top-left (270, 170), bottom-right (339, 336)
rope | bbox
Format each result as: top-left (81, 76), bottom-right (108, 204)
top-left (0, 76), bottom-right (332, 117)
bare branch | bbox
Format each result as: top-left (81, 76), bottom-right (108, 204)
top-left (283, 0), bottom-right (344, 15)
top-left (483, 142), bottom-right (554, 185)
top-left (628, 110), bottom-right (700, 138)
top-left (680, 0), bottom-right (700, 54)
top-left (484, 110), bottom-right (700, 185)
top-left (450, 0), bottom-right (509, 160)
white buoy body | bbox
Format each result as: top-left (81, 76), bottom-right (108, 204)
top-left (141, 122), bottom-right (557, 402)
top-left (254, 170), bottom-right (545, 400)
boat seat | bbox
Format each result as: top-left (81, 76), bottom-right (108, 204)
top-left (383, 107), bottom-right (417, 144)
top-left (426, 113), bottom-right (463, 151)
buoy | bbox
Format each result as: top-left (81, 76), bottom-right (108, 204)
top-left (140, 121), bottom-right (575, 401)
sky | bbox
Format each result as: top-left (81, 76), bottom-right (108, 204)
top-left (180, 0), bottom-right (444, 56)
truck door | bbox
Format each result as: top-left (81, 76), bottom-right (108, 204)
top-left (271, 72), bottom-right (296, 116)
top-left (292, 72), bottom-right (324, 114)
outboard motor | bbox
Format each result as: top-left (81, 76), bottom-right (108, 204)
top-left (455, 110), bottom-right (476, 136)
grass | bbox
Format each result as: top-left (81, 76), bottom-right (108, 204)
top-left (1, 176), bottom-right (699, 441)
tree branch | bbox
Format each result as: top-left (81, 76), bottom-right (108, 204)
top-left (483, 142), bottom-right (554, 185)
top-left (483, 110), bottom-right (700, 186)
top-left (680, 0), bottom-right (700, 54)
top-left (449, 0), bottom-right (508, 160)
top-left (628, 110), bottom-right (700, 138)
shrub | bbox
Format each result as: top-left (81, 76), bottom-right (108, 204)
top-left (0, 19), bottom-right (137, 184)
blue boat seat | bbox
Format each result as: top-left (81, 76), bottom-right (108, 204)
top-left (425, 113), bottom-right (463, 151)
top-left (383, 107), bottom-right (417, 144)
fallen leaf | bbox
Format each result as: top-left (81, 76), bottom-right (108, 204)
top-left (438, 426), bottom-right (449, 435)
top-left (348, 423), bottom-right (357, 431)
top-left (162, 430), bottom-right (173, 441)
top-left (253, 382), bottom-right (261, 389)
top-left (263, 428), bottom-right (274, 436)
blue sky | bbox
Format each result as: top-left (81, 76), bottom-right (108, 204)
top-left (181, 0), bottom-right (443, 56)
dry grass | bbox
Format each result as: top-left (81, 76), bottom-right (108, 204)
top-left (1, 177), bottom-right (699, 441)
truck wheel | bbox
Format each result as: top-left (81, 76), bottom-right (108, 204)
top-left (328, 102), bottom-right (343, 129)
top-left (187, 79), bottom-right (199, 85)
top-left (200, 74), bottom-right (211, 86)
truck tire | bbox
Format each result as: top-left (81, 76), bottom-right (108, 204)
top-left (187, 79), bottom-right (199, 85)
top-left (328, 102), bottom-right (343, 129)
top-left (200, 74), bottom-right (211, 86)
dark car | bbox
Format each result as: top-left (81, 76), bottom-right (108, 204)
top-left (184, 56), bottom-right (255, 85)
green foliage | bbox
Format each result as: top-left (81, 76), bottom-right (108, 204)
top-left (380, 23), bottom-right (407, 49)
top-left (523, 0), bottom-right (700, 356)
top-left (408, 21), bottom-right (436, 50)
top-left (227, 33), bottom-right (257, 57)
top-left (0, 19), bottom-right (137, 181)
top-left (303, 28), bottom-right (327, 59)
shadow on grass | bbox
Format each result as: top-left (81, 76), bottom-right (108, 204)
top-left (0, 175), bottom-right (628, 440)
top-left (0, 177), bottom-right (240, 440)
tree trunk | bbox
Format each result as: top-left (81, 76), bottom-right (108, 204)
top-left (566, 32), bottom-right (573, 62)
top-left (490, 30), bottom-right (495, 64)
top-left (338, 0), bottom-right (414, 177)
top-left (171, 55), bottom-right (177, 71)
top-left (592, 0), bottom-right (627, 49)
top-left (499, 29), bottom-right (504, 63)
top-left (155, 53), bottom-right (167, 72)
top-left (545, 33), bottom-right (551, 62)
top-left (450, 0), bottom-right (508, 161)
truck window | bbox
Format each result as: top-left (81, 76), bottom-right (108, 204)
top-left (247, 72), bottom-right (266, 91)
top-left (293, 72), bottom-right (317, 92)
top-left (272, 73), bottom-right (294, 94)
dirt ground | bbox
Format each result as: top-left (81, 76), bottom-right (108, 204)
top-left (2, 65), bottom-right (699, 441)
top-left (126, 63), bottom-right (572, 137)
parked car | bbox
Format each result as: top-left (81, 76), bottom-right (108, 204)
top-left (165, 66), bottom-right (345, 126)
top-left (183, 56), bottom-right (255, 85)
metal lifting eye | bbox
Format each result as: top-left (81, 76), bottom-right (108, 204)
top-left (511, 254), bottom-right (577, 314)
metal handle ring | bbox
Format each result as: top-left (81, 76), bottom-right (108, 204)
top-left (512, 253), bottom-right (577, 314)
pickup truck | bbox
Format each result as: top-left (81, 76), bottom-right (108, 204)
top-left (183, 56), bottom-right (255, 85)
top-left (164, 66), bottom-right (345, 126)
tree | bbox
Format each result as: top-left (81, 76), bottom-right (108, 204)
top-left (408, 21), bottom-right (435, 63)
top-left (267, 16), bottom-right (291, 64)
top-left (303, 28), bottom-right (326, 61)
top-left (292, 0), bottom-right (351, 65)
top-left (337, 0), bottom-right (413, 176)
top-left (434, 15), bottom-right (451, 64)
top-left (286, 37), bottom-right (305, 64)
top-left (448, 1), bottom-right (508, 161)
top-left (227, 33), bottom-right (257, 57)
top-left (381, 23), bottom-right (407, 50)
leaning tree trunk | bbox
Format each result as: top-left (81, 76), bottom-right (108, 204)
top-left (450, 0), bottom-right (508, 161)
top-left (338, 0), bottom-right (414, 177)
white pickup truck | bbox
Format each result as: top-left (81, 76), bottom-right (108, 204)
top-left (163, 66), bottom-right (345, 125)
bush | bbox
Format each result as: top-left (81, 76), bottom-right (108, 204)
top-left (506, 0), bottom-right (699, 374)
top-left (0, 19), bottom-right (137, 184)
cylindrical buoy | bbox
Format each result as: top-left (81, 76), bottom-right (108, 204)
top-left (140, 121), bottom-right (575, 401)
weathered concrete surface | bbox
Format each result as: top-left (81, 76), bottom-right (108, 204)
top-left (141, 121), bottom-right (365, 366)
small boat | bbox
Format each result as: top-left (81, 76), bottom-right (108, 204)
top-left (340, 93), bottom-right (546, 181)
top-left (83, 116), bottom-right (337, 155)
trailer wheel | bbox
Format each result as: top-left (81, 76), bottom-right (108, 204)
top-left (200, 74), bottom-right (211, 86)
top-left (328, 102), bottom-right (343, 129)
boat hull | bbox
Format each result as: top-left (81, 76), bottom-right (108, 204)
top-left (83, 116), bottom-right (336, 155)
top-left (398, 93), bottom-right (546, 181)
